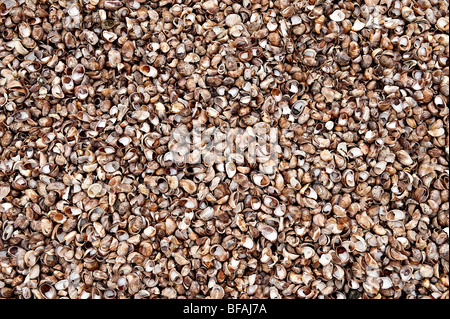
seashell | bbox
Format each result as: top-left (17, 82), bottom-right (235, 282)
top-left (247, 196), bottom-right (260, 210)
top-left (342, 169), bottom-right (355, 188)
top-left (50, 211), bottom-right (67, 224)
top-left (436, 17), bottom-right (449, 32)
top-left (24, 61), bottom-right (41, 72)
top-left (198, 206), bottom-right (213, 221)
top-left (259, 224), bottom-right (278, 242)
top-left (24, 250), bottom-right (37, 267)
top-left (348, 148), bottom-right (363, 158)
top-left (427, 128), bottom-right (445, 137)
top-left (184, 53), bottom-right (200, 63)
top-left (252, 173), bottom-right (270, 187)
top-left (74, 85), bottom-right (89, 100)
top-left (169, 269), bottom-right (183, 284)
top-left (419, 265), bottom-right (434, 278)
top-left (102, 30), bottom-right (117, 42)
top-left (292, 100), bottom-right (307, 115)
top-left (104, 161), bottom-right (119, 173)
top-left (139, 65), bottom-right (158, 78)
top-left (300, 185), bottom-right (318, 199)
top-left (121, 40), bottom-right (135, 61)
top-left (142, 226), bottom-right (156, 238)
top-left (263, 195), bottom-right (279, 209)
top-left (274, 264), bottom-right (287, 280)
top-left (389, 247), bottom-right (408, 261)
top-left (39, 283), bottom-right (57, 299)
top-left (11, 39), bottom-right (29, 55)
top-left (51, 85), bottom-right (64, 99)
top-left (87, 183), bottom-right (106, 198)
top-left (335, 246), bottom-right (350, 264)
top-left (72, 64), bottom-right (85, 82)
top-left (351, 235), bottom-right (367, 252)
top-left (400, 265), bottom-right (413, 281)
top-left (177, 61), bottom-right (195, 76)
top-left (379, 277), bottom-right (393, 289)
top-left (108, 49), bottom-right (121, 68)
top-left (163, 217), bottom-right (176, 235)
top-left (210, 285), bottom-right (225, 299)
top-left (19, 22), bottom-right (32, 37)
top-left (352, 19), bottom-right (366, 31)
top-left (117, 136), bottom-right (131, 147)
top-left (320, 149), bottom-right (333, 162)
top-left (319, 253), bottom-right (332, 266)
top-left (225, 162), bottom-right (236, 178)
top-left (61, 75), bottom-right (74, 92)
top-left (395, 150), bottom-right (413, 166)
top-left (179, 179), bottom-right (197, 194)
top-left (301, 246), bottom-right (315, 259)
top-left (28, 264), bottom-right (40, 279)
top-left (330, 10), bottom-right (345, 22)
top-left (273, 205), bottom-right (285, 217)
top-left (288, 272), bottom-right (303, 284)
top-left (210, 244), bottom-right (229, 262)
top-left (372, 161), bottom-right (387, 175)
top-left (85, 30), bottom-right (99, 45)
top-left (0, 184), bottom-right (10, 201)
top-left (40, 218), bottom-right (53, 237)
top-left (241, 235), bottom-right (254, 249)
top-left (171, 252), bottom-right (189, 267)
top-left (54, 280), bottom-right (69, 291)
top-left (225, 14), bottom-right (242, 27)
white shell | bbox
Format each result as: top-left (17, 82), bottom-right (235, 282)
top-left (428, 128), bottom-right (445, 137)
top-left (241, 236), bottom-right (254, 249)
top-left (319, 253), bottom-right (332, 266)
top-left (301, 246), bottom-right (315, 259)
top-left (260, 225), bottom-right (277, 242)
top-left (386, 209), bottom-right (405, 221)
top-left (330, 10), bottom-right (345, 22)
top-left (352, 19), bottom-right (366, 31)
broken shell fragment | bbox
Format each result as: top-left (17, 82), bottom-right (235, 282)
top-left (330, 10), bottom-right (345, 22)
top-left (87, 183), bottom-right (106, 198)
top-left (259, 224), bottom-right (278, 242)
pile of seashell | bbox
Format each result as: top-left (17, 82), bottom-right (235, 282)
top-left (0, 0), bottom-right (448, 299)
